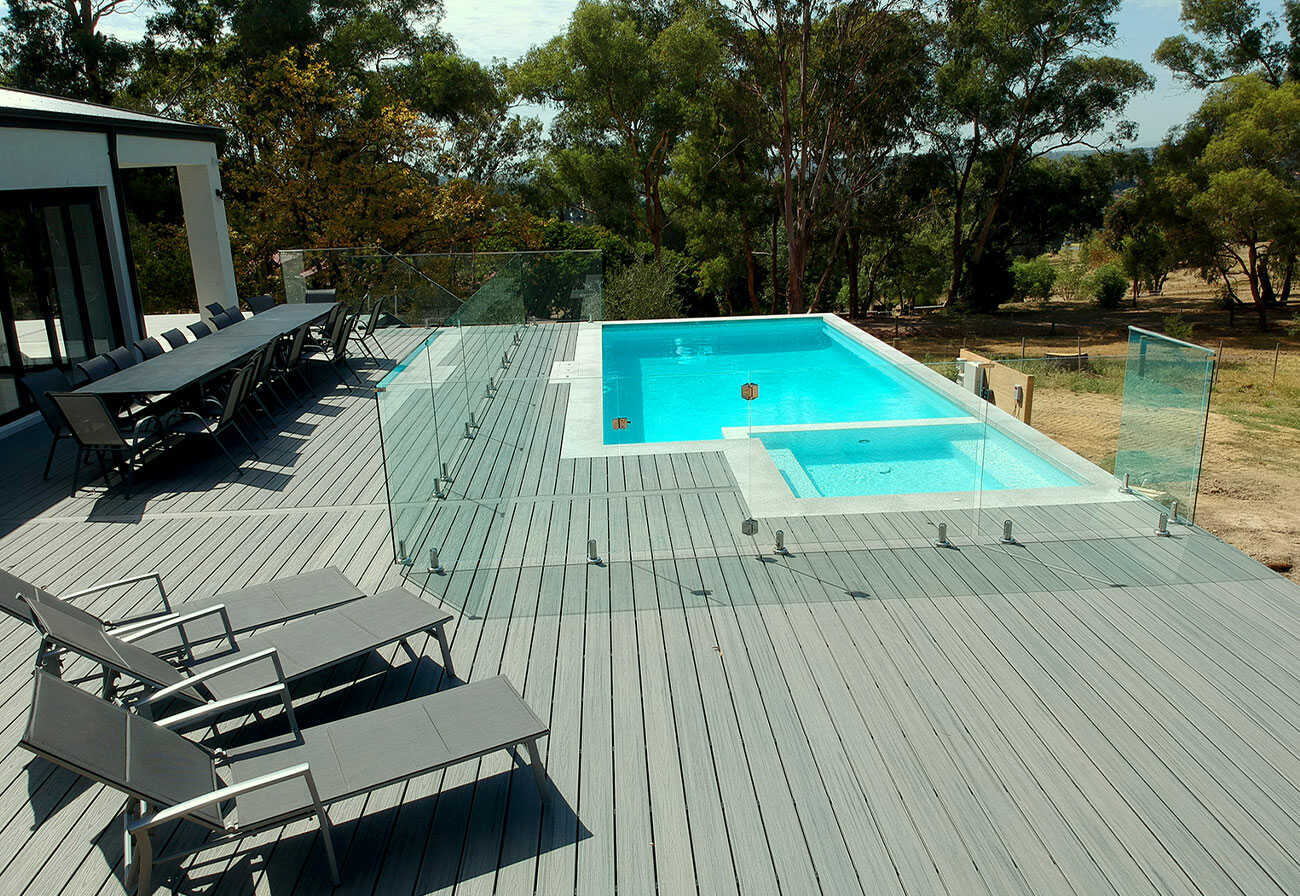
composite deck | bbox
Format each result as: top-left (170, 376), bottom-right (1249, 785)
top-left (0, 324), bottom-right (1295, 895)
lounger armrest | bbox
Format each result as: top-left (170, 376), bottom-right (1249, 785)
top-left (127, 763), bottom-right (315, 832)
top-left (114, 603), bottom-right (234, 646)
top-left (63, 572), bottom-right (171, 612)
top-left (157, 682), bottom-right (301, 738)
top-left (139, 646), bottom-right (285, 705)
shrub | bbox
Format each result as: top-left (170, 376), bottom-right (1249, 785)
top-left (1011, 255), bottom-right (1057, 302)
top-left (1090, 264), bottom-right (1128, 309)
top-left (1162, 314), bottom-right (1195, 341)
top-left (605, 254), bottom-right (688, 320)
top-left (1052, 254), bottom-right (1091, 302)
top-left (1280, 314), bottom-right (1300, 337)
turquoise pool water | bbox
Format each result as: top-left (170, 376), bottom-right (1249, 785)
top-left (759, 424), bottom-right (1082, 498)
top-left (601, 317), bottom-right (1086, 498)
top-left (602, 317), bottom-right (965, 444)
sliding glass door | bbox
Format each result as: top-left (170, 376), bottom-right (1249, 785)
top-left (0, 189), bottom-right (124, 424)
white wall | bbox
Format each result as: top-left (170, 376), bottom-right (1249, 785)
top-left (0, 127), bottom-right (238, 336)
top-left (0, 127), bottom-right (138, 338)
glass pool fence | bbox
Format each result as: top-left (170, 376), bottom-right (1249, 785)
top-left (363, 310), bottom-right (1213, 615)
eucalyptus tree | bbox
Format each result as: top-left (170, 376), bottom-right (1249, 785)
top-left (517, 0), bottom-right (727, 256)
top-left (1156, 75), bottom-right (1300, 327)
top-left (926, 0), bottom-right (1152, 309)
top-left (0, 0), bottom-right (135, 101)
top-left (1155, 0), bottom-right (1300, 88)
top-left (726, 0), bottom-right (931, 313)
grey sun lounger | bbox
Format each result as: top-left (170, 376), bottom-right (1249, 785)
top-left (0, 566), bottom-right (366, 650)
top-left (21, 585), bottom-right (455, 708)
top-left (22, 669), bottom-right (548, 893)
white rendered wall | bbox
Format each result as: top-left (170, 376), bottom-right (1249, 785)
top-left (118, 134), bottom-right (239, 320)
top-left (0, 127), bottom-right (138, 338)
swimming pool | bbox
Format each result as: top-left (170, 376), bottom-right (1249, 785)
top-left (759, 422), bottom-right (1082, 498)
top-left (602, 317), bottom-right (966, 443)
top-left (586, 315), bottom-right (1096, 502)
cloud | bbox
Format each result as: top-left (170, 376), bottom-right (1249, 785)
top-left (441, 0), bottom-right (576, 62)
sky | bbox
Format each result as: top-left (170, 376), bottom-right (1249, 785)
top-left (30, 0), bottom-right (1294, 148)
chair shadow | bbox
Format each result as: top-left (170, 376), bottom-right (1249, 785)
top-left (188, 655), bottom-right (461, 752)
top-left (24, 756), bottom-right (94, 828)
top-left (145, 770), bottom-right (585, 896)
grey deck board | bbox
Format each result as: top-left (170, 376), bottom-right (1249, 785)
top-left (0, 323), bottom-right (1295, 894)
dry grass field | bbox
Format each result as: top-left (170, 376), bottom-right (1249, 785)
top-left (851, 268), bottom-right (1300, 581)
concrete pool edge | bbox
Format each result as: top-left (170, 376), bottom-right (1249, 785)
top-left (550, 314), bottom-right (1132, 518)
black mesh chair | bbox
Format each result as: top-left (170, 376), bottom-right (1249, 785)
top-left (187, 321), bottom-right (212, 340)
top-left (134, 337), bottom-right (164, 360)
top-left (211, 310), bottom-right (238, 330)
top-left (74, 354), bottom-right (117, 383)
top-left (203, 302), bottom-right (226, 317)
top-left (305, 306), bottom-right (362, 386)
top-left (351, 295), bottom-right (384, 360)
top-left (244, 294), bottom-right (275, 314)
top-left (48, 391), bottom-right (162, 497)
top-left (17, 368), bottom-right (76, 479)
top-left (160, 328), bottom-right (189, 349)
top-left (246, 342), bottom-right (285, 412)
top-left (166, 363), bottom-right (259, 471)
top-left (304, 288), bottom-right (337, 304)
top-left (270, 325), bottom-right (312, 400)
top-left (106, 346), bottom-right (138, 369)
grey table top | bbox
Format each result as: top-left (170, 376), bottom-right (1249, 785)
top-left (78, 303), bottom-right (336, 396)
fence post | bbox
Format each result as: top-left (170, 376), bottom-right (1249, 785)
top-left (1273, 342), bottom-right (1280, 386)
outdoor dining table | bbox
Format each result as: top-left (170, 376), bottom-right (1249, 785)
top-left (75, 303), bottom-right (337, 398)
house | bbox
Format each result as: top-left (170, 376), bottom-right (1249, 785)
top-left (0, 87), bottom-right (237, 426)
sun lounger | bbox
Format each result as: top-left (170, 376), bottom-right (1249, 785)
top-left (20, 585), bottom-right (455, 707)
top-left (22, 670), bottom-right (548, 893)
top-left (0, 566), bottom-right (366, 651)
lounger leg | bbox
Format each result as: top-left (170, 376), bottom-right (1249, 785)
top-left (432, 625), bottom-right (456, 679)
top-left (102, 666), bottom-right (118, 701)
top-left (524, 738), bottom-right (547, 796)
top-left (70, 448), bottom-right (81, 496)
top-left (125, 805), bottom-right (153, 895)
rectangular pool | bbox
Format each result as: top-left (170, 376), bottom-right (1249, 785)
top-left (602, 317), bottom-right (966, 444)
top-left (598, 316), bottom-right (1088, 499)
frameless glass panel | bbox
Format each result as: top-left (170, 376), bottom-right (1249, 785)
top-left (67, 203), bottom-right (117, 355)
top-left (1114, 327), bottom-right (1215, 521)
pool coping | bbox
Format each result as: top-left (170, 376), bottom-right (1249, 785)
top-left (550, 313), bottom-right (1134, 517)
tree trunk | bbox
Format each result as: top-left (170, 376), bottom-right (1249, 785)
top-left (743, 245), bottom-right (760, 314)
top-left (846, 230), bottom-right (861, 319)
top-left (1247, 243), bottom-right (1269, 330)
top-left (769, 205), bottom-right (780, 315)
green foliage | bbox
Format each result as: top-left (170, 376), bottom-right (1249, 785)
top-left (127, 214), bottom-right (197, 314)
top-left (605, 254), bottom-right (689, 321)
top-left (1011, 255), bottom-right (1058, 302)
top-left (0, 0), bottom-right (134, 101)
top-left (1280, 313), bottom-right (1300, 336)
top-left (929, 0), bottom-right (1153, 309)
top-left (1147, 74), bottom-right (1300, 324)
top-left (1090, 264), bottom-right (1129, 308)
top-left (1154, 0), bottom-right (1299, 88)
top-left (1162, 314), bottom-right (1196, 340)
